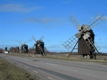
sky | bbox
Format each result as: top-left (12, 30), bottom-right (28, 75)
top-left (0, 0), bottom-right (107, 53)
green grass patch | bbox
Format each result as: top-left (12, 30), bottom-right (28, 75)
top-left (0, 57), bottom-right (39, 80)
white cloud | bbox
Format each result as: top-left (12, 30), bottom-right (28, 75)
top-left (0, 3), bottom-right (43, 13)
top-left (25, 18), bottom-right (53, 23)
top-left (105, 16), bottom-right (107, 20)
top-left (25, 17), bottom-right (65, 24)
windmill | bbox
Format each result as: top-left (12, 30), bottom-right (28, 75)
top-left (63, 15), bottom-right (106, 59)
top-left (32, 35), bottom-right (46, 56)
top-left (18, 41), bottom-right (28, 53)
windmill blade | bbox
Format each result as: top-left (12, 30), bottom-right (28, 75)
top-left (82, 25), bottom-right (91, 32)
top-left (68, 40), bottom-right (78, 58)
top-left (18, 41), bottom-right (22, 45)
top-left (69, 16), bottom-right (80, 29)
top-left (62, 36), bottom-right (78, 50)
top-left (32, 35), bottom-right (36, 42)
top-left (40, 36), bottom-right (44, 40)
top-left (25, 39), bottom-right (32, 44)
top-left (24, 41), bottom-right (26, 44)
top-left (88, 15), bottom-right (106, 28)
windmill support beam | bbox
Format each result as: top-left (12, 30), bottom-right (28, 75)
top-left (68, 41), bottom-right (78, 58)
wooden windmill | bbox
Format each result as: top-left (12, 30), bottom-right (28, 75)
top-left (63, 15), bottom-right (106, 59)
top-left (32, 35), bottom-right (46, 56)
top-left (18, 41), bottom-right (28, 53)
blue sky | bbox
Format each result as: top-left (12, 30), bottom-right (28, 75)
top-left (0, 0), bottom-right (107, 53)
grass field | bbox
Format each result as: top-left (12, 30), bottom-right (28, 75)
top-left (0, 57), bottom-right (39, 80)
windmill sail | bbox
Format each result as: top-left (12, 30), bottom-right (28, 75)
top-left (69, 16), bottom-right (80, 29)
top-left (88, 15), bottom-right (106, 28)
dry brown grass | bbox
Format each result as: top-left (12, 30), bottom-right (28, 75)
top-left (8, 53), bottom-right (107, 65)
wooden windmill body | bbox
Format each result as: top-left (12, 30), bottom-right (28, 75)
top-left (21, 44), bottom-right (28, 53)
top-left (78, 26), bottom-right (95, 55)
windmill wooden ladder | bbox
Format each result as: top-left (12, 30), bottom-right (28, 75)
top-left (85, 37), bottom-right (99, 59)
